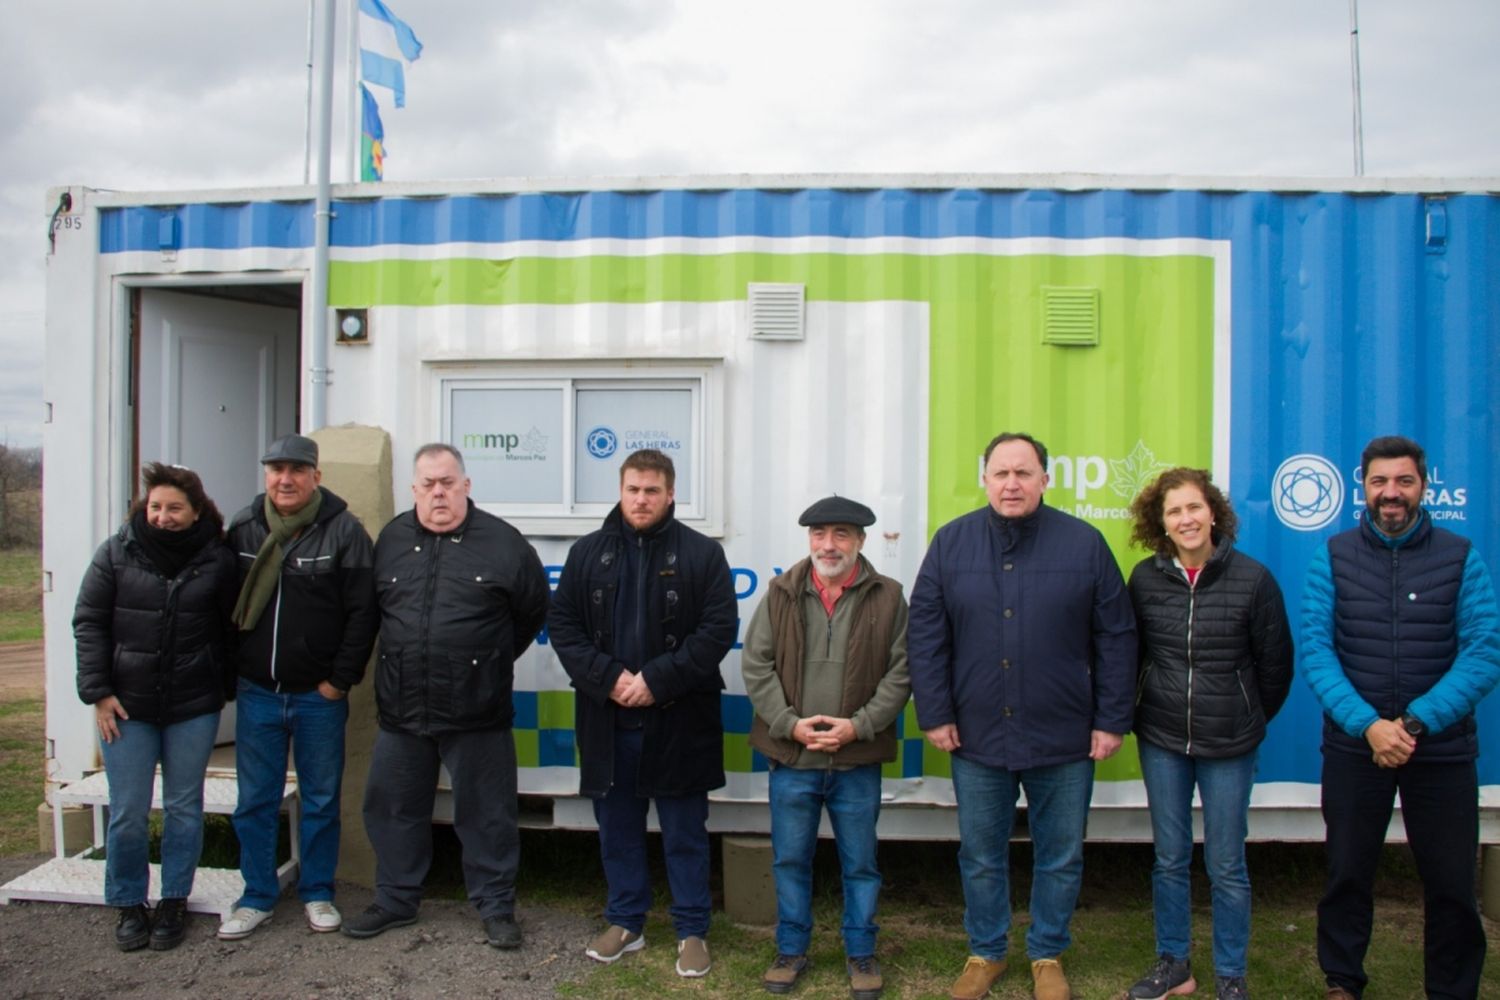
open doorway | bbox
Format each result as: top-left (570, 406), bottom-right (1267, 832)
top-left (131, 282), bottom-right (301, 745)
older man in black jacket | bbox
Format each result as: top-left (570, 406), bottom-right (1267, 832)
top-left (548, 448), bottom-right (736, 979)
top-left (342, 443), bottom-right (548, 948)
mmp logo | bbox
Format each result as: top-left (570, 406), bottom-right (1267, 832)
top-left (1273, 453), bottom-right (1344, 531)
top-left (586, 427), bottom-right (618, 459)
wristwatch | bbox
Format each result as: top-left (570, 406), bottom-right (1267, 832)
top-left (1400, 713), bottom-right (1425, 738)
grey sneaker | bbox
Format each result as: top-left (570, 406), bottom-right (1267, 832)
top-left (1216, 975), bottom-right (1248, 1000)
top-left (763, 953), bottom-right (809, 993)
top-left (585, 924), bottom-right (644, 963)
top-left (676, 935), bottom-right (711, 977)
top-left (1126, 954), bottom-right (1196, 1000)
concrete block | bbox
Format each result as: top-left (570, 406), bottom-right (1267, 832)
top-left (722, 834), bottom-right (777, 926)
top-left (310, 424), bottom-right (393, 889)
top-left (37, 802), bottom-right (93, 855)
top-left (1483, 844), bottom-right (1500, 919)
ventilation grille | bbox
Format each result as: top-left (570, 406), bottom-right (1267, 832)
top-left (748, 283), bottom-right (806, 341)
top-left (1040, 286), bottom-right (1101, 346)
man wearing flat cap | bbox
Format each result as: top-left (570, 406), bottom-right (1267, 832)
top-left (218, 433), bottom-right (379, 941)
top-left (741, 495), bottom-right (910, 999)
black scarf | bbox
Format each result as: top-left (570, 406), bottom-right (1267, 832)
top-left (131, 509), bottom-right (219, 579)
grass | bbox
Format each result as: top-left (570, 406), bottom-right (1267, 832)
top-left (0, 545), bottom-right (43, 643)
top-left (0, 696), bottom-right (45, 855)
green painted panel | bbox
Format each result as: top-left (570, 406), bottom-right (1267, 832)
top-left (514, 728), bottom-right (539, 768)
top-left (536, 689), bottom-right (574, 729)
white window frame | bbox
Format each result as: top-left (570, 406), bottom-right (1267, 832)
top-left (434, 360), bottom-right (724, 537)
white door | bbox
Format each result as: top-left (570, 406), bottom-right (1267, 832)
top-left (136, 288), bottom-right (299, 744)
top-left (137, 289), bottom-right (299, 513)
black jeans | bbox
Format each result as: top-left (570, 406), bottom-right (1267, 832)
top-left (363, 727), bottom-right (521, 920)
top-left (1317, 749), bottom-right (1485, 999)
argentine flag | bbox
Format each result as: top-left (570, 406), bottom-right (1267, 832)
top-left (359, 0), bottom-right (422, 109)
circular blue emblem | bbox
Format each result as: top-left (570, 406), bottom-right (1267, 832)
top-left (586, 426), bottom-right (618, 459)
top-left (1272, 453), bottom-right (1344, 531)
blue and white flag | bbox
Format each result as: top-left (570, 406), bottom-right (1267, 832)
top-left (359, 0), bottom-right (423, 109)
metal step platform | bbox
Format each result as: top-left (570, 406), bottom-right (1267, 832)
top-left (0, 772), bottom-right (299, 918)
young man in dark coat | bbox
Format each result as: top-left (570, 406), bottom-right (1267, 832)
top-left (342, 444), bottom-right (547, 948)
top-left (548, 448), bottom-right (736, 979)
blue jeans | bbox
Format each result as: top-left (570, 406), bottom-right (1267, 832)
top-left (950, 754), bottom-right (1094, 961)
top-left (99, 712), bottom-right (219, 906)
top-left (232, 679), bottom-right (348, 910)
top-left (593, 728), bottom-right (712, 939)
top-left (769, 762), bottom-right (882, 958)
top-left (1138, 741), bottom-right (1256, 977)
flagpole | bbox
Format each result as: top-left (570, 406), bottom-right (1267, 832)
top-left (1348, 0), bottom-right (1366, 176)
top-left (310, 0), bottom-right (336, 430)
top-left (345, 0), bottom-right (361, 182)
top-left (303, 0), bottom-right (315, 184)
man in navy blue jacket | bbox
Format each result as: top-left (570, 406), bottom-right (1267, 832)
top-left (548, 448), bottom-right (737, 980)
top-left (909, 432), bottom-right (1136, 1000)
top-left (1303, 435), bottom-right (1500, 1000)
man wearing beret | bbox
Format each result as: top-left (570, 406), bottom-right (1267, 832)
top-left (218, 434), bottom-right (379, 941)
top-left (741, 495), bottom-right (911, 1000)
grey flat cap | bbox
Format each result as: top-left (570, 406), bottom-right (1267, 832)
top-left (798, 495), bottom-right (876, 528)
top-left (261, 433), bottom-right (319, 467)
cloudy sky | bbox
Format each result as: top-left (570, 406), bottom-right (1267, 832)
top-left (3, 0), bottom-right (1497, 448)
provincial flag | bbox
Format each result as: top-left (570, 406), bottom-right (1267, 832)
top-left (360, 83), bottom-right (385, 182)
top-left (359, 0), bottom-right (423, 109)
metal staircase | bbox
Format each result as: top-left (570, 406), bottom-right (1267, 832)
top-left (0, 770), bottom-right (299, 918)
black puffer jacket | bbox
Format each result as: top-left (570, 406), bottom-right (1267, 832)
top-left (373, 501), bottom-right (548, 736)
top-left (227, 488), bottom-right (378, 693)
top-left (74, 522), bottom-right (239, 724)
top-left (1128, 537), bottom-right (1294, 758)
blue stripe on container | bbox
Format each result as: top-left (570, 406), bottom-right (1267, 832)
top-left (721, 693), bottom-right (754, 734)
top-left (539, 729), bottom-right (576, 768)
top-left (511, 690), bottom-right (538, 730)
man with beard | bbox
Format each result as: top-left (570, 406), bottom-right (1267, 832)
top-left (1303, 435), bottom-right (1500, 999)
top-left (741, 496), bottom-right (910, 1000)
top-left (548, 448), bottom-right (736, 978)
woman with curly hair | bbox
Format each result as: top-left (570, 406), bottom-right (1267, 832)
top-left (1120, 468), bottom-right (1293, 1000)
top-left (73, 463), bottom-right (239, 952)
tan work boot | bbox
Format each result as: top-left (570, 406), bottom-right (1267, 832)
top-left (1031, 957), bottom-right (1071, 1000)
top-left (951, 955), bottom-right (1007, 999)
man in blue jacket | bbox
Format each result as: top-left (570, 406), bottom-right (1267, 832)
top-left (548, 448), bottom-right (737, 979)
top-left (908, 432), bottom-right (1136, 1000)
top-left (1303, 435), bottom-right (1500, 1000)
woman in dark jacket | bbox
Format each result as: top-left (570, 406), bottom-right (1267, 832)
top-left (1120, 468), bottom-right (1293, 1000)
top-left (73, 463), bottom-right (238, 953)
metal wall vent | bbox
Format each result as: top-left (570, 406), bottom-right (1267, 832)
top-left (748, 283), bottom-right (806, 341)
top-left (1040, 286), bottom-right (1101, 347)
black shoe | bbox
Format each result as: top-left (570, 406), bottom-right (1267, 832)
top-left (115, 904), bottom-right (151, 952)
top-left (341, 903), bottom-right (418, 939)
top-left (484, 914), bottom-right (523, 949)
top-left (149, 897), bottom-right (189, 951)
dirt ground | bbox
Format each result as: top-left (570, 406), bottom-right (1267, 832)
top-left (0, 851), bottom-right (601, 998)
top-left (0, 640), bottom-right (42, 698)
top-left (0, 640), bottom-right (601, 998)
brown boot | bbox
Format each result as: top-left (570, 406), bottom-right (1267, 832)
top-left (950, 955), bottom-right (1007, 999)
top-left (1031, 957), bottom-right (1071, 1000)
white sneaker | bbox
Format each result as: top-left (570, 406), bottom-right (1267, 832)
top-left (304, 900), bottom-right (342, 932)
top-left (218, 906), bottom-right (273, 940)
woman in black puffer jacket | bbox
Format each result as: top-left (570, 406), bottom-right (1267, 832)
top-left (73, 463), bottom-right (238, 954)
top-left (1119, 468), bottom-right (1293, 1000)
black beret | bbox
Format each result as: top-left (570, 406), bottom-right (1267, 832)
top-left (798, 495), bottom-right (876, 528)
top-left (261, 433), bottom-right (319, 467)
